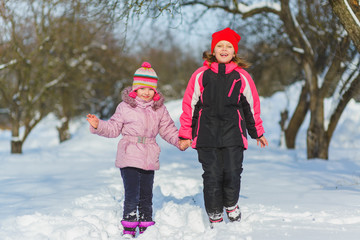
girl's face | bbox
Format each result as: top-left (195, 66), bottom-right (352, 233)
top-left (213, 40), bottom-right (235, 64)
top-left (136, 87), bottom-right (155, 101)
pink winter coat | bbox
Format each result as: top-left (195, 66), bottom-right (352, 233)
top-left (90, 87), bottom-right (180, 170)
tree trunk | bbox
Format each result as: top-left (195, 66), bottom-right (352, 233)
top-left (11, 140), bottom-right (23, 154)
top-left (307, 86), bottom-right (328, 160)
top-left (10, 114), bottom-right (23, 154)
top-left (304, 61), bottom-right (328, 160)
top-left (57, 119), bottom-right (71, 143)
top-left (11, 124), bottom-right (23, 154)
top-left (307, 122), bottom-right (329, 160)
top-left (284, 83), bottom-right (309, 148)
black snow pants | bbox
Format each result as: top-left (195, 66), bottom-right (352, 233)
top-left (197, 146), bottom-right (244, 219)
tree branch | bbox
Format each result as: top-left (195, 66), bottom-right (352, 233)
top-left (181, 0), bottom-right (281, 16)
top-left (329, 0), bottom-right (360, 53)
top-left (22, 111), bottom-right (44, 143)
top-left (327, 73), bottom-right (360, 142)
top-left (31, 73), bottom-right (65, 104)
top-left (320, 36), bottom-right (351, 98)
top-left (241, 5), bottom-right (281, 18)
top-left (181, 1), bottom-right (238, 14)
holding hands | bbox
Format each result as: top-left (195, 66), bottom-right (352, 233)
top-left (178, 136), bottom-right (268, 150)
top-left (179, 139), bottom-right (191, 151)
top-left (87, 113), bottom-right (192, 152)
top-left (86, 114), bottom-right (99, 129)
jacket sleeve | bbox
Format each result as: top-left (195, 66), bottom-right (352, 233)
top-left (158, 106), bottom-right (180, 149)
top-left (179, 67), bottom-right (205, 139)
top-left (89, 103), bottom-right (124, 138)
top-left (239, 70), bottom-right (265, 139)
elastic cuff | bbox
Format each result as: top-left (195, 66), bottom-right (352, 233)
top-left (179, 137), bottom-right (190, 140)
top-left (209, 217), bottom-right (223, 223)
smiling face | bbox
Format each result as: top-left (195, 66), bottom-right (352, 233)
top-left (136, 87), bottom-right (155, 101)
top-left (213, 40), bottom-right (235, 64)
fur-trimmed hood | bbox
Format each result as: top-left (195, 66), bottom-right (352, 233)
top-left (121, 86), bottom-right (165, 111)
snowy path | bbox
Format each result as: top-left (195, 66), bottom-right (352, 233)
top-left (1, 98), bottom-right (360, 239)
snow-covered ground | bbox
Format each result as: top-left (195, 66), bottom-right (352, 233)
top-left (1, 84), bottom-right (360, 240)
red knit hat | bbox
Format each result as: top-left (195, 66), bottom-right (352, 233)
top-left (211, 28), bottom-right (241, 54)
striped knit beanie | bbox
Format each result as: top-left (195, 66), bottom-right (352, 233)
top-left (132, 62), bottom-right (158, 92)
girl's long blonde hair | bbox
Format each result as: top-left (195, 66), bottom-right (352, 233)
top-left (202, 51), bottom-right (251, 68)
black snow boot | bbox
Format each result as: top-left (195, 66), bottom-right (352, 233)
top-left (225, 205), bottom-right (241, 222)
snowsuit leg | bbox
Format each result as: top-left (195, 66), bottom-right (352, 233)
top-left (120, 167), bottom-right (154, 221)
top-left (222, 146), bottom-right (244, 208)
top-left (197, 146), bottom-right (244, 219)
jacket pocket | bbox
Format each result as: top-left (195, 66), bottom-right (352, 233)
top-left (228, 78), bottom-right (241, 97)
top-left (118, 139), bottom-right (129, 155)
top-left (148, 143), bottom-right (161, 169)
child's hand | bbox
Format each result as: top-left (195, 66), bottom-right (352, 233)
top-left (179, 139), bottom-right (191, 151)
top-left (86, 114), bottom-right (99, 129)
top-left (256, 136), bottom-right (268, 148)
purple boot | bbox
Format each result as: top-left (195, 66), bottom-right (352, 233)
top-left (121, 220), bottom-right (139, 238)
top-left (138, 221), bottom-right (155, 234)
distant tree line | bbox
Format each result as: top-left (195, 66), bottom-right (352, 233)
top-left (1, 0), bottom-right (359, 161)
top-left (0, 0), bottom-right (198, 153)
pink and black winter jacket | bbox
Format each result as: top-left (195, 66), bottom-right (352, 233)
top-left (179, 61), bottom-right (265, 149)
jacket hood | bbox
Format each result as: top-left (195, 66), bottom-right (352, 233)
top-left (121, 86), bottom-right (165, 111)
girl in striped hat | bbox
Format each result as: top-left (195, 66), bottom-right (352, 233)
top-left (87, 62), bottom-right (183, 238)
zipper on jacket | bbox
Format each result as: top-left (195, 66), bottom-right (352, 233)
top-left (228, 78), bottom-right (241, 97)
top-left (144, 107), bottom-right (150, 169)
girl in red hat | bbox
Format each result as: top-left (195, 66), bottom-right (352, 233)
top-left (179, 28), bottom-right (268, 228)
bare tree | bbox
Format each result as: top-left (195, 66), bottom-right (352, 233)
top-left (0, 0), bottom-right (135, 150)
top-left (0, 0), bottom-right (67, 153)
top-left (49, 0), bottom-right (183, 139)
top-left (47, 1), bottom-right (128, 142)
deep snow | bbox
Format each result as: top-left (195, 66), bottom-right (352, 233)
top-left (1, 84), bottom-right (360, 240)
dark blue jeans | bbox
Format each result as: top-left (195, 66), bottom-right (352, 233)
top-left (120, 167), bottom-right (154, 221)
